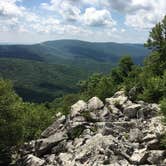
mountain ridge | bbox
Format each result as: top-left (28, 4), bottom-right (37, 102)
top-left (0, 39), bottom-right (149, 64)
top-left (0, 40), bottom-right (150, 102)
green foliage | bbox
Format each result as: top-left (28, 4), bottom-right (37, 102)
top-left (21, 103), bottom-right (54, 141)
top-left (160, 98), bottom-right (166, 118)
top-left (123, 65), bottom-right (142, 92)
top-left (0, 40), bottom-right (149, 103)
top-left (79, 73), bottom-right (116, 100)
top-left (119, 55), bottom-right (134, 77)
top-left (0, 79), bottom-right (54, 165)
top-left (67, 125), bottom-right (85, 140)
top-left (0, 79), bottom-right (24, 165)
top-left (145, 16), bottom-right (166, 55)
top-left (80, 111), bottom-right (97, 123)
top-left (122, 16), bottom-right (166, 103)
top-left (138, 75), bottom-right (165, 103)
top-left (145, 15), bottom-right (166, 75)
top-left (48, 93), bottom-right (84, 115)
top-left (0, 58), bottom-right (86, 103)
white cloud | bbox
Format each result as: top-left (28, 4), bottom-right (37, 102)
top-left (60, 2), bottom-right (81, 21)
top-left (41, 0), bottom-right (61, 11)
top-left (41, 0), bottom-right (81, 22)
top-left (0, 0), bottom-right (165, 43)
top-left (107, 0), bottom-right (153, 13)
top-left (0, 0), bottom-right (24, 17)
top-left (121, 28), bottom-right (126, 33)
top-left (82, 7), bottom-right (116, 27)
top-left (124, 0), bottom-right (166, 29)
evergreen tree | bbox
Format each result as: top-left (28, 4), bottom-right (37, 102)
top-left (145, 16), bottom-right (166, 75)
top-left (0, 79), bottom-right (23, 165)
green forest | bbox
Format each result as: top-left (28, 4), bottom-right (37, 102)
top-left (0, 16), bottom-right (166, 166)
top-left (0, 41), bottom-right (149, 103)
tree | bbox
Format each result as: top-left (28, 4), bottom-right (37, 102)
top-left (145, 16), bottom-right (166, 75)
top-left (110, 56), bottom-right (134, 84)
top-left (119, 56), bottom-right (134, 77)
top-left (145, 16), bottom-right (166, 54)
top-left (0, 79), bottom-right (55, 165)
top-left (0, 79), bottom-right (24, 165)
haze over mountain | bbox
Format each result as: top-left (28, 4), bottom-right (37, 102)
top-left (0, 40), bottom-right (149, 102)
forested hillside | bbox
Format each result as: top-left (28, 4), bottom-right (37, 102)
top-left (0, 41), bottom-right (149, 102)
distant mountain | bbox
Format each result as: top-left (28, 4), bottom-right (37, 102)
top-left (0, 40), bottom-right (149, 64)
top-left (0, 40), bottom-right (150, 102)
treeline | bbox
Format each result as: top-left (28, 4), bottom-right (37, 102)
top-left (0, 16), bottom-right (166, 165)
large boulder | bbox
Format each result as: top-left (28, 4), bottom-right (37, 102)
top-left (70, 100), bottom-right (87, 118)
top-left (35, 132), bottom-right (67, 156)
top-left (106, 91), bottom-right (128, 107)
top-left (75, 133), bottom-right (115, 165)
top-left (123, 104), bottom-right (141, 119)
top-left (130, 148), bottom-right (148, 164)
top-left (87, 96), bottom-right (104, 110)
top-left (41, 115), bottom-right (66, 138)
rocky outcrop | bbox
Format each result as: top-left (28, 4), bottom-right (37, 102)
top-left (17, 91), bottom-right (166, 166)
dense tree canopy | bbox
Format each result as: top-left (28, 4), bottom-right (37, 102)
top-left (0, 79), bottom-right (54, 165)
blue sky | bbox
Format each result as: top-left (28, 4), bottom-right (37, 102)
top-left (0, 0), bottom-right (165, 43)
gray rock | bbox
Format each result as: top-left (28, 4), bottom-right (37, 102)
top-left (130, 148), bottom-right (148, 164)
top-left (24, 154), bottom-right (45, 166)
top-left (20, 141), bottom-right (35, 156)
top-left (99, 107), bottom-right (111, 121)
top-left (147, 139), bottom-right (160, 150)
top-left (17, 91), bottom-right (165, 166)
top-left (88, 96), bottom-right (104, 110)
top-left (106, 94), bottom-right (128, 107)
top-left (35, 132), bottom-right (67, 156)
top-left (45, 154), bottom-right (56, 164)
top-left (51, 140), bottom-right (67, 154)
top-left (58, 153), bottom-right (74, 166)
top-left (142, 134), bottom-right (156, 142)
top-left (107, 104), bottom-right (120, 114)
top-left (75, 134), bottom-right (115, 161)
top-left (123, 104), bottom-right (141, 118)
top-left (70, 100), bottom-right (87, 118)
top-left (147, 150), bottom-right (166, 164)
top-left (41, 115), bottom-right (66, 138)
top-left (129, 128), bottom-right (143, 142)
